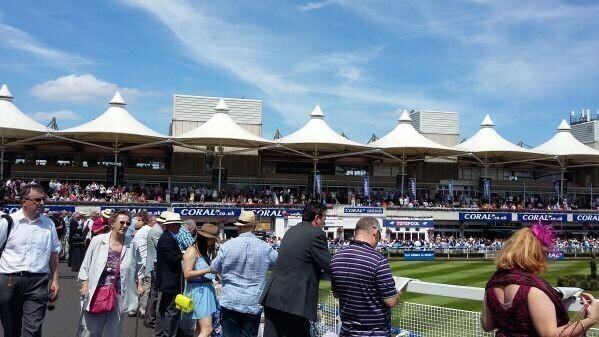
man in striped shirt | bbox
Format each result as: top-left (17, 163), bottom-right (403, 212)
top-left (331, 216), bottom-right (399, 337)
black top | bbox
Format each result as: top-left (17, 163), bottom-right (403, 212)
top-left (156, 231), bottom-right (184, 294)
top-left (260, 221), bottom-right (332, 321)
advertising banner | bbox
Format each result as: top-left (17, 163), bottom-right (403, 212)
top-left (459, 212), bottom-right (511, 222)
top-left (343, 207), bottom-right (384, 214)
top-left (173, 207), bottom-right (241, 217)
top-left (404, 250), bottom-right (435, 261)
top-left (3, 204), bottom-right (76, 214)
top-left (516, 213), bottom-right (566, 222)
top-left (100, 205), bottom-right (167, 216)
top-left (571, 213), bottom-right (599, 223)
top-left (251, 208), bottom-right (303, 218)
top-left (363, 176), bottom-right (370, 198)
top-left (383, 219), bottom-right (434, 227)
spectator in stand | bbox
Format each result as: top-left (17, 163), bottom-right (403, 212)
top-left (260, 201), bottom-right (331, 337)
top-left (210, 210), bottom-right (278, 337)
top-left (482, 223), bottom-right (599, 336)
top-left (77, 210), bottom-right (144, 337)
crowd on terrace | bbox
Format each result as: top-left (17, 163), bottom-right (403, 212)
top-left (1, 178), bottom-right (595, 211)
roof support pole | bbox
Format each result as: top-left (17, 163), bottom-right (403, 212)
top-left (400, 151), bottom-right (406, 197)
top-left (217, 145), bottom-right (223, 192)
top-left (313, 146), bottom-right (319, 200)
top-left (113, 134), bottom-right (118, 186)
top-left (1, 137), bottom-right (4, 180)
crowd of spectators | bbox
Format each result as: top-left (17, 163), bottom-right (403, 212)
top-left (1, 178), bottom-right (597, 211)
top-left (327, 235), bottom-right (599, 253)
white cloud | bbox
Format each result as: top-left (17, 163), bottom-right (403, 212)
top-left (0, 20), bottom-right (90, 69)
top-left (30, 109), bottom-right (82, 124)
top-left (297, 1), bottom-right (338, 11)
top-left (30, 74), bottom-right (154, 104)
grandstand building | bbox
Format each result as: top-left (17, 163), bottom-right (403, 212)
top-left (1, 86), bottom-right (599, 239)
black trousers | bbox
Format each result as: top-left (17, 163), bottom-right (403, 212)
top-left (263, 306), bottom-right (310, 337)
top-left (145, 270), bottom-right (159, 326)
top-left (221, 306), bottom-right (261, 337)
top-left (0, 273), bottom-right (50, 337)
top-left (155, 292), bottom-right (184, 337)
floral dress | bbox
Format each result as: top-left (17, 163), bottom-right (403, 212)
top-left (97, 248), bottom-right (121, 294)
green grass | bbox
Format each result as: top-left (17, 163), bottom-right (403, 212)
top-left (320, 259), bottom-right (593, 312)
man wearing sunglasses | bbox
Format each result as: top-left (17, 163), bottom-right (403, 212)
top-left (330, 216), bottom-right (399, 337)
top-left (0, 184), bottom-right (61, 337)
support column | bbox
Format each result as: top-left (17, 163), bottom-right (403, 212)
top-left (0, 147), bottom-right (4, 180)
top-left (113, 152), bottom-right (118, 186)
top-left (217, 146), bottom-right (224, 192)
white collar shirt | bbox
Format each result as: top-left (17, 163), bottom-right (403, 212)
top-left (0, 209), bottom-right (61, 274)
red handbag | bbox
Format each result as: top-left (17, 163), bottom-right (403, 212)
top-left (89, 263), bottom-right (120, 314)
top-left (88, 284), bottom-right (117, 314)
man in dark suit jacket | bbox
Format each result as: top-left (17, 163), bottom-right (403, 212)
top-left (155, 212), bottom-right (184, 337)
top-left (260, 201), bottom-right (331, 337)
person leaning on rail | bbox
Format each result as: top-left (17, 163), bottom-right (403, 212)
top-left (481, 222), bottom-right (599, 336)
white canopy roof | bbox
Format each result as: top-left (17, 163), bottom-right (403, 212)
top-left (278, 105), bottom-right (367, 152)
top-left (533, 119), bottom-right (599, 164)
top-left (370, 110), bottom-right (463, 156)
top-left (454, 114), bottom-right (540, 161)
top-left (58, 92), bottom-right (166, 143)
top-left (0, 84), bottom-right (49, 138)
top-left (175, 99), bottom-right (272, 147)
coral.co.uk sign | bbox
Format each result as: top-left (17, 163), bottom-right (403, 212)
top-left (101, 206), bottom-right (167, 216)
top-left (516, 213), bottom-right (566, 222)
top-left (174, 207), bottom-right (241, 217)
top-left (343, 207), bottom-right (384, 214)
top-left (251, 208), bottom-right (303, 218)
top-left (571, 214), bottom-right (599, 223)
top-left (459, 212), bottom-right (511, 222)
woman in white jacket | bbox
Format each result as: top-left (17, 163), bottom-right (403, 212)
top-left (77, 210), bottom-right (144, 337)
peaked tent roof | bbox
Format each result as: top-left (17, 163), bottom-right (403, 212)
top-left (175, 99), bottom-right (272, 147)
top-left (0, 84), bottom-right (49, 138)
top-left (370, 110), bottom-right (463, 156)
top-left (453, 114), bottom-right (540, 161)
top-left (278, 105), bottom-right (367, 152)
top-left (533, 119), bottom-right (599, 163)
top-left (58, 92), bottom-right (166, 143)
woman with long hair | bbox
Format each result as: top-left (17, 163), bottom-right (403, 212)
top-left (182, 223), bottom-right (220, 337)
top-left (77, 210), bottom-right (144, 337)
top-left (482, 222), bottom-right (599, 336)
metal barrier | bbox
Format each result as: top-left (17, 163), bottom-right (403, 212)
top-left (257, 282), bottom-right (599, 337)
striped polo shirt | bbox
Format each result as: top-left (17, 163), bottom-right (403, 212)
top-left (331, 240), bottom-right (397, 337)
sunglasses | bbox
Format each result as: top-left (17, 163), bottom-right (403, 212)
top-left (26, 197), bottom-right (46, 203)
top-left (118, 220), bottom-right (131, 226)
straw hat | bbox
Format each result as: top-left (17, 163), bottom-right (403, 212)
top-left (197, 223), bottom-right (219, 240)
top-left (235, 210), bottom-right (258, 227)
top-left (163, 212), bottom-right (183, 226)
top-left (156, 211), bottom-right (170, 224)
top-left (101, 208), bottom-right (113, 219)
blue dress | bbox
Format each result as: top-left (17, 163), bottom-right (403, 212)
top-left (184, 256), bottom-right (218, 320)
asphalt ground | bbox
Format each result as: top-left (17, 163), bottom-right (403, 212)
top-left (0, 261), bottom-right (156, 337)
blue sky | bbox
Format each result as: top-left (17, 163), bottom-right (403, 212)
top-left (1, 0), bottom-right (598, 146)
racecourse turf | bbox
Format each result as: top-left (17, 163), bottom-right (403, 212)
top-left (319, 259), bottom-right (593, 312)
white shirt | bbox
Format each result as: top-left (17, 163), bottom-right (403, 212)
top-left (0, 209), bottom-right (61, 274)
top-left (132, 225), bottom-right (152, 265)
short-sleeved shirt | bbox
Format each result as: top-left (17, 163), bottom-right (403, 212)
top-left (0, 209), bottom-right (61, 274)
top-left (210, 232), bottom-right (278, 314)
top-left (331, 240), bottom-right (397, 337)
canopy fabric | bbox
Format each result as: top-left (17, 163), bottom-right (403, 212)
top-left (370, 110), bottom-right (463, 156)
top-left (174, 99), bottom-right (272, 147)
top-left (278, 105), bottom-right (367, 152)
top-left (454, 114), bottom-right (540, 162)
top-left (533, 119), bottom-right (599, 164)
top-left (0, 84), bottom-right (49, 138)
top-left (58, 92), bottom-right (166, 143)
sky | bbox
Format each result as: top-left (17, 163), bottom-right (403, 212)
top-left (1, 0), bottom-right (598, 146)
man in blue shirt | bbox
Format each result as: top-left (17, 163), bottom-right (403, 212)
top-left (211, 210), bottom-right (278, 337)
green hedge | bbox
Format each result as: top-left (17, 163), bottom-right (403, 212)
top-left (557, 274), bottom-right (599, 290)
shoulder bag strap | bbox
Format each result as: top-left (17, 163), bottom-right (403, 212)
top-left (0, 214), bottom-right (14, 259)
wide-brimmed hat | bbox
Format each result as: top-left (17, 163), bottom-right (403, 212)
top-left (101, 209), bottom-right (113, 219)
top-left (163, 212), bottom-right (183, 226)
top-left (197, 223), bottom-right (220, 240)
top-left (235, 210), bottom-right (258, 227)
top-left (156, 211), bottom-right (170, 224)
